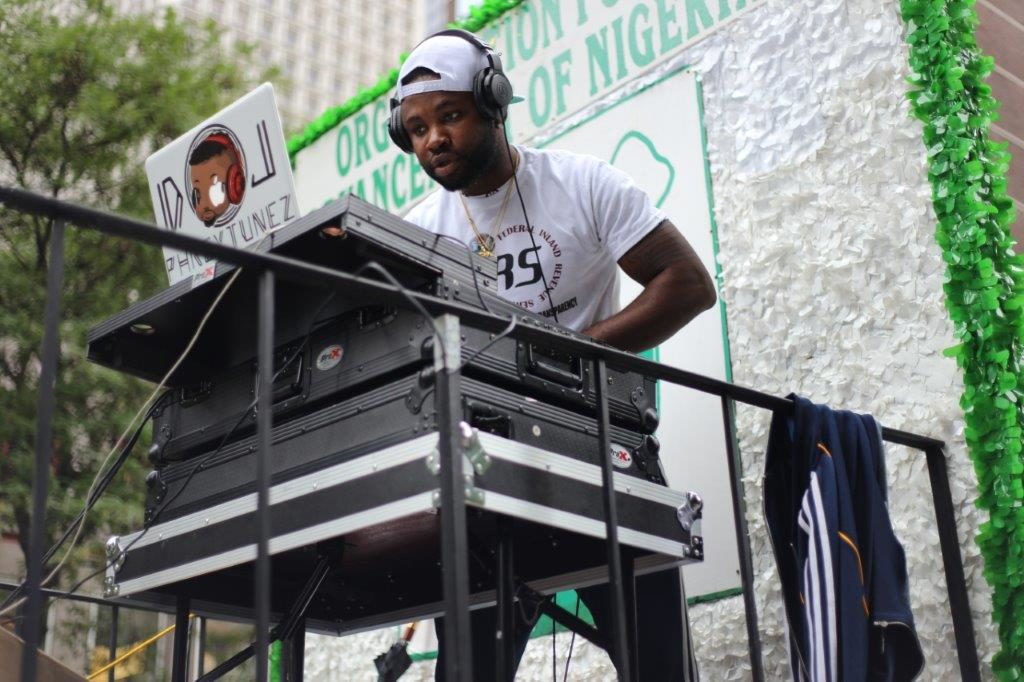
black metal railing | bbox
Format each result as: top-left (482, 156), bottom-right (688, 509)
top-left (0, 580), bottom-right (242, 680)
top-left (0, 185), bottom-right (980, 682)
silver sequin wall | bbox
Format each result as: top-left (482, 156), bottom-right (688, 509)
top-left (666, 0), bottom-right (998, 678)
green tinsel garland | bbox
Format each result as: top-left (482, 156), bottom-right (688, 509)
top-left (285, 0), bottom-right (525, 160)
top-left (900, 0), bottom-right (1022, 677)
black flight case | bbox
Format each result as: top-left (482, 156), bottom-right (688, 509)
top-left (88, 195), bottom-right (699, 634)
top-left (88, 195), bottom-right (658, 465)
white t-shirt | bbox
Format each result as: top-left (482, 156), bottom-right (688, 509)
top-left (404, 146), bottom-right (666, 332)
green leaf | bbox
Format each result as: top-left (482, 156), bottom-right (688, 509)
top-left (900, 0), bottom-right (1024, 670)
top-left (943, 343), bottom-right (964, 357)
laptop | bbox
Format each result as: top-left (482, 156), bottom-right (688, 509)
top-left (145, 83), bottom-right (300, 287)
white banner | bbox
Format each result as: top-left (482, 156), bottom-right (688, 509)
top-left (542, 68), bottom-right (737, 596)
top-left (294, 0), bottom-right (764, 213)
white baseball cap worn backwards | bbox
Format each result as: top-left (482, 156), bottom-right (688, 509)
top-left (396, 34), bottom-right (492, 102)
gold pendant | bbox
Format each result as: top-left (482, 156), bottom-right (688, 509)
top-left (473, 234), bottom-right (496, 258)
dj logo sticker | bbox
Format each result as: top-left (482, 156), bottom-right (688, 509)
top-left (185, 125), bottom-right (247, 228)
top-left (610, 444), bottom-right (633, 469)
top-left (316, 345), bottom-right (344, 371)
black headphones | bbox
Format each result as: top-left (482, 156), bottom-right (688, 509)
top-left (388, 28), bottom-right (514, 153)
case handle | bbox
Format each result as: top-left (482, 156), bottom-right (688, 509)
top-left (523, 344), bottom-right (584, 389)
top-left (465, 400), bottom-right (513, 438)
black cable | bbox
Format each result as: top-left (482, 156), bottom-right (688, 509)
top-left (428, 232), bottom-right (493, 314)
top-left (562, 595), bottom-right (581, 682)
top-left (0, 391), bottom-right (173, 612)
top-left (65, 380), bottom-right (283, 596)
top-left (144, 290), bottom-right (340, 519)
top-left (353, 261), bottom-right (447, 358)
top-left (422, 233), bottom-right (519, 371)
top-left (63, 262), bottom-right (429, 599)
top-left (72, 392), bottom-right (171, 553)
top-left (356, 258), bottom-right (518, 409)
top-left (148, 289), bottom-right (339, 523)
top-left (500, 125), bottom-right (560, 325)
top-left (79, 389), bottom-right (175, 520)
top-left (59, 252), bottom-right (470, 600)
top-left (552, 614), bottom-right (557, 681)
top-left (12, 268), bottom-right (252, 607)
top-left (63, 380), bottom-right (271, 597)
top-left (14, 239), bottom-right (278, 606)
top-left (55, 256), bottom-right (509, 601)
top-left (61, 288), bottom-right (340, 599)
top-left (353, 259), bottom-right (518, 372)
top-left (459, 313), bottom-right (517, 372)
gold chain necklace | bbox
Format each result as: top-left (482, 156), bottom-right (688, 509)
top-left (458, 152), bottom-right (519, 258)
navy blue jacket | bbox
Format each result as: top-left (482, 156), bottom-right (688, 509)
top-left (764, 395), bottom-right (924, 681)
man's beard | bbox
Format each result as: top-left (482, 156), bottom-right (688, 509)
top-left (426, 127), bottom-right (502, 192)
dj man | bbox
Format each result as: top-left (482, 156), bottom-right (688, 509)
top-left (391, 29), bottom-right (716, 680)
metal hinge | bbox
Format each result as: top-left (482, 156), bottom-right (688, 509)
top-left (106, 535), bottom-right (126, 572)
top-left (426, 422), bottom-right (490, 506)
top-left (424, 422), bottom-right (492, 475)
top-left (460, 422), bottom-right (491, 474)
top-left (676, 491), bottom-right (704, 560)
top-left (103, 536), bottom-right (125, 597)
top-left (430, 473), bottom-right (485, 507)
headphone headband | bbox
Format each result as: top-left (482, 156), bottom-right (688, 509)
top-left (427, 29), bottom-right (503, 70)
top-left (389, 29), bottom-right (514, 153)
top-left (428, 28), bottom-right (491, 51)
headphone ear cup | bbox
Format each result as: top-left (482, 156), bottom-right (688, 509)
top-left (225, 163), bottom-right (244, 204)
top-left (488, 71), bottom-right (514, 110)
top-left (473, 69), bottom-right (498, 122)
top-left (388, 100), bottom-right (414, 153)
top-left (475, 69), bottom-right (514, 122)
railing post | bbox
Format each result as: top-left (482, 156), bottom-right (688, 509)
top-left (436, 314), bottom-right (472, 680)
top-left (621, 547), bottom-right (639, 682)
top-left (925, 444), bottom-right (981, 681)
top-left (198, 616), bottom-right (207, 676)
top-left (107, 604), bottom-right (119, 682)
top-left (256, 270), bottom-right (275, 682)
top-left (721, 396), bottom-right (764, 682)
top-left (171, 595), bottom-right (190, 682)
top-left (495, 517), bottom-right (515, 682)
top-left (20, 219), bottom-right (65, 682)
top-left (595, 358), bottom-right (632, 681)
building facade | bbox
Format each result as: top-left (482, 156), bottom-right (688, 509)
top-left (975, 0), bottom-right (1024, 245)
top-left (111, 0), bottom-right (431, 131)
